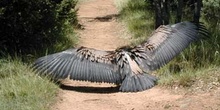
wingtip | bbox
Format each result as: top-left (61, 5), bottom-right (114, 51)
top-left (178, 21), bottom-right (209, 39)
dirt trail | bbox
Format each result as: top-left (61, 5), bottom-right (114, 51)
top-left (76, 0), bottom-right (129, 50)
top-left (52, 0), bottom-right (220, 110)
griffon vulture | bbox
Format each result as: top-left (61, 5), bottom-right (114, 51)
top-left (33, 21), bottom-right (208, 92)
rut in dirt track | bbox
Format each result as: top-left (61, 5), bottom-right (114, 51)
top-left (52, 0), bottom-right (220, 110)
top-left (76, 0), bottom-right (129, 50)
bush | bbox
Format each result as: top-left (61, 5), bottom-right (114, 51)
top-left (0, 0), bottom-right (78, 56)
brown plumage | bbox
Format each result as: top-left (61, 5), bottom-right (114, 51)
top-left (33, 21), bottom-right (208, 92)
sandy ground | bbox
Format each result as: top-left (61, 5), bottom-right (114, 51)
top-left (52, 0), bottom-right (220, 110)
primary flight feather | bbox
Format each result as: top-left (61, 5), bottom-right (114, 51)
top-left (33, 21), bottom-right (208, 92)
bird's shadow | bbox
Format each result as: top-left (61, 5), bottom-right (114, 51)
top-left (59, 84), bottom-right (120, 94)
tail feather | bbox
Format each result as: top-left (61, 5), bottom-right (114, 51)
top-left (119, 73), bottom-right (157, 92)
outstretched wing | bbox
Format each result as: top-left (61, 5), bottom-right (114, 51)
top-left (32, 21), bottom-right (208, 92)
top-left (33, 47), bottom-right (122, 84)
top-left (130, 21), bottom-right (208, 72)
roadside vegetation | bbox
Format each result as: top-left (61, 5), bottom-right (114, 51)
top-left (115, 0), bottom-right (154, 45)
top-left (0, 0), bottom-right (78, 109)
top-left (0, 59), bottom-right (58, 110)
top-left (116, 0), bottom-right (220, 90)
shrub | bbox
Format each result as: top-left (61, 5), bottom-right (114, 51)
top-left (0, 0), bottom-right (78, 56)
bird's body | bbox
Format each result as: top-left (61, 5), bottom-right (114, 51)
top-left (33, 21), bottom-right (208, 92)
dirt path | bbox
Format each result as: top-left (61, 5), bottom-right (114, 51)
top-left (52, 0), bottom-right (220, 110)
top-left (76, 0), bottom-right (129, 50)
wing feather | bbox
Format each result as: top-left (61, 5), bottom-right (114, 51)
top-left (132, 21), bottom-right (208, 71)
top-left (33, 48), bottom-right (122, 84)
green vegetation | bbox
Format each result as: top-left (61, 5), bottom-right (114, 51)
top-left (158, 66), bottom-right (220, 89)
top-left (116, 0), bottom-right (154, 45)
top-left (0, 0), bottom-right (78, 56)
top-left (0, 0), bottom-right (78, 109)
top-left (0, 58), bottom-right (58, 110)
top-left (117, 0), bottom-right (220, 89)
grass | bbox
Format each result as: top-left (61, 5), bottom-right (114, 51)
top-left (0, 58), bottom-right (58, 110)
top-left (158, 66), bottom-right (220, 91)
top-left (115, 0), bottom-right (155, 45)
top-left (116, 0), bottom-right (220, 90)
top-left (0, 0), bottom-right (80, 109)
top-left (0, 17), bottom-right (78, 110)
top-left (0, 23), bottom-right (78, 110)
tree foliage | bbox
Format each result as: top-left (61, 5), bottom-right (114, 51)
top-left (0, 0), bottom-right (78, 56)
top-left (203, 0), bottom-right (220, 26)
top-left (153, 0), bottom-right (203, 28)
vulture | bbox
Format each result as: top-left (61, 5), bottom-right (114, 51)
top-left (33, 21), bottom-right (208, 92)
